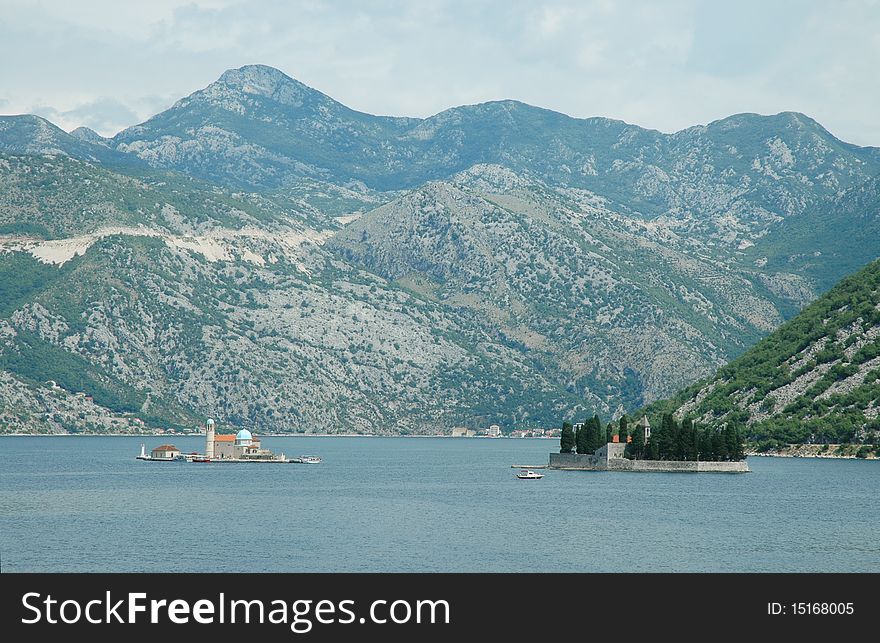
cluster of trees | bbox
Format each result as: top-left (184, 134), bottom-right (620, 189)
top-left (560, 413), bottom-right (745, 462)
top-left (560, 414), bottom-right (630, 454)
top-left (626, 414), bottom-right (745, 462)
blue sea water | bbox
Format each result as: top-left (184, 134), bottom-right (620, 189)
top-left (1, 436), bottom-right (878, 572)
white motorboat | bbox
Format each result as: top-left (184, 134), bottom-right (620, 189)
top-left (292, 455), bottom-right (322, 464)
top-left (516, 469), bottom-right (544, 479)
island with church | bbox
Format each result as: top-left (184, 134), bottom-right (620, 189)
top-left (549, 414), bottom-right (749, 473)
top-left (136, 418), bottom-right (320, 464)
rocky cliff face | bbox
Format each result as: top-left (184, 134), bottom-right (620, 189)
top-left (0, 158), bottom-right (583, 434)
top-left (0, 65), bottom-right (878, 434)
top-left (328, 164), bottom-right (803, 412)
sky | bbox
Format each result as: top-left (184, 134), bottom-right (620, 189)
top-left (1, 0), bottom-right (878, 145)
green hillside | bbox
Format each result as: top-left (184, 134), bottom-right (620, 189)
top-left (645, 259), bottom-right (880, 450)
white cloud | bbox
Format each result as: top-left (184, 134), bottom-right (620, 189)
top-left (0, 0), bottom-right (877, 145)
top-left (31, 99), bottom-right (141, 135)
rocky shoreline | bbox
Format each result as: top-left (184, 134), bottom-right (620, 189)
top-left (746, 443), bottom-right (878, 460)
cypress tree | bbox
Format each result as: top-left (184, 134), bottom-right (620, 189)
top-left (646, 436), bottom-right (659, 460)
top-left (734, 425), bottom-right (746, 461)
top-left (582, 415), bottom-right (599, 453)
top-left (584, 421), bottom-right (594, 453)
top-left (724, 425), bottom-right (738, 461)
top-left (712, 429), bottom-right (725, 462)
top-left (698, 427), bottom-right (713, 461)
top-left (648, 420), bottom-right (663, 459)
top-left (606, 423), bottom-right (614, 445)
top-left (689, 422), bottom-right (700, 461)
top-left (618, 415), bottom-right (629, 443)
top-left (560, 421), bottom-right (575, 453)
top-left (631, 423), bottom-right (646, 459)
top-left (575, 422), bottom-right (588, 454)
top-left (660, 413), bottom-right (678, 460)
top-left (673, 417), bottom-right (685, 460)
top-left (592, 415), bottom-right (603, 450)
top-left (681, 418), bottom-right (698, 461)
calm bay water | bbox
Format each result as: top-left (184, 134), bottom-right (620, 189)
top-left (1, 436), bottom-right (878, 572)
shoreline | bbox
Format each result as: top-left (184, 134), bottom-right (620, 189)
top-left (745, 443), bottom-right (878, 460)
top-left (2, 434), bottom-right (876, 458)
top-left (747, 452), bottom-right (878, 460)
top-left (0, 433), bottom-right (558, 439)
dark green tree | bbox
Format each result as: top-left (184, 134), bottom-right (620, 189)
top-left (724, 425), bottom-right (738, 461)
top-left (698, 427), bottom-right (714, 461)
top-left (673, 417), bottom-right (685, 460)
top-left (657, 414), bottom-right (676, 459)
top-left (618, 415), bottom-right (629, 443)
top-left (583, 415), bottom-right (601, 453)
top-left (689, 422), bottom-right (700, 461)
top-left (575, 421), bottom-right (589, 454)
top-left (681, 418), bottom-right (698, 461)
top-left (646, 436), bottom-right (659, 460)
top-left (560, 421), bottom-right (575, 453)
top-left (712, 429), bottom-right (726, 462)
top-left (723, 423), bottom-right (746, 461)
top-left (630, 424), bottom-right (646, 459)
top-left (606, 423), bottom-right (614, 445)
top-left (733, 425), bottom-right (746, 461)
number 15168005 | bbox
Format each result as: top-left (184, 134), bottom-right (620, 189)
top-left (768, 602), bottom-right (854, 615)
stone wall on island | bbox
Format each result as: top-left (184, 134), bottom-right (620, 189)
top-left (549, 447), bottom-right (749, 473)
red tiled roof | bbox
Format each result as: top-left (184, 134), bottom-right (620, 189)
top-left (213, 435), bottom-right (236, 442)
top-left (152, 444), bottom-right (178, 451)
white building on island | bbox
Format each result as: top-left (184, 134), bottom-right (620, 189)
top-left (150, 444), bottom-right (180, 459)
top-left (204, 420), bottom-right (285, 461)
top-left (139, 420), bottom-right (292, 463)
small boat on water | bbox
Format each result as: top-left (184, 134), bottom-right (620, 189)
top-left (292, 455), bottom-right (322, 464)
top-left (516, 469), bottom-right (544, 480)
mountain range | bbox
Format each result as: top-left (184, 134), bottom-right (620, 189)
top-left (0, 64), bottom-right (878, 435)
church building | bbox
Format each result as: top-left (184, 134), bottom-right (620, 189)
top-left (204, 418), bottom-right (282, 461)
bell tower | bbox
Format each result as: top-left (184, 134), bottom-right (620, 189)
top-left (205, 418), bottom-right (216, 458)
top-left (639, 416), bottom-right (651, 443)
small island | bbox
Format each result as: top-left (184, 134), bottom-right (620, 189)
top-left (137, 418), bottom-right (295, 463)
top-left (549, 414), bottom-right (749, 473)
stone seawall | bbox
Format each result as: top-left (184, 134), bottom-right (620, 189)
top-left (549, 452), bottom-right (749, 473)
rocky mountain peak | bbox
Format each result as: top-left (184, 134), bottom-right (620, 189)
top-left (69, 126), bottom-right (108, 146)
top-left (0, 115), bottom-right (131, 164)
top-left (203, 64), bottom-right (331, 109)
top-left (218, 64), bottom-right (301, 94)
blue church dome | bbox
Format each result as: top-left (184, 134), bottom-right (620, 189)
top-left (235, 429), bottom-right (253, 443)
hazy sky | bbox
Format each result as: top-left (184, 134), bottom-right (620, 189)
top-left (1, 0), bottom-right (878, 145)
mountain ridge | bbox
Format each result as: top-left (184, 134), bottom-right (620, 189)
top-left (0, 65), bottom-right (878, 435)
